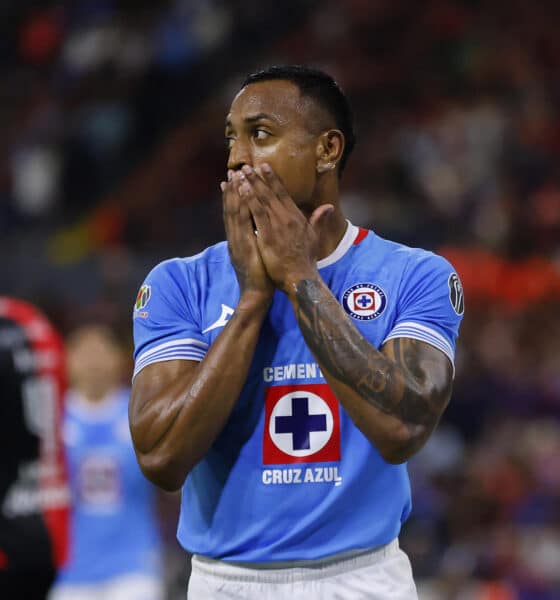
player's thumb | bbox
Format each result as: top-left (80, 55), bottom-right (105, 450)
top-left (309, 204), bottom-right (334, 229)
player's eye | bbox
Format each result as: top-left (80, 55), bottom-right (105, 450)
top-left (225, 136), bottom-right (234, 149)
top-left (253, 129), bottom-right (270, 141)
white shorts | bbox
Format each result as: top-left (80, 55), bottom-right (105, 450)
top-left (48, 573), bottom-right (165, 600)
top-left (187, 539), bottom-right (418, 599)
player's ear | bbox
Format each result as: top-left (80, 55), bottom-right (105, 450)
top-left (316, 129), bottom-right (344, 174)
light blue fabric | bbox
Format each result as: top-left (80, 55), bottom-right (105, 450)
top-left (133, 223), bottom-right (463, 562)
top-left (55, 387), bottom-right (162, 583)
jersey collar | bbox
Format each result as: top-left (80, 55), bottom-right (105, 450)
top-left (317, 220), bottom-right (359, 269)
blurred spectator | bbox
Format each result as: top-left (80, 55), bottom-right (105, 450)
top-left (48, 324), bottom-right (164, 600)
top-left (0, 297), bottom-right (69, 599)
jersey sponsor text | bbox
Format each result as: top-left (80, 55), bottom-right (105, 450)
top-left (262, 466), bottom-right (342, 486)
top-left (263, 362), bottom-right (324, 383)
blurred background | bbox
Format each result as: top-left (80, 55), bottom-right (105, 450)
top-left (2, 0), bottom-right (560, 598)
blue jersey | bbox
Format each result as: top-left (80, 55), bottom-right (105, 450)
top-left (133, 222), bottom-right (463, 562)
top-left (55, 387), bottom-right (162, 584)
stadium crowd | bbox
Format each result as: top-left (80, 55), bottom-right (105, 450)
top-left (1, 1), bottom-right (559, 598)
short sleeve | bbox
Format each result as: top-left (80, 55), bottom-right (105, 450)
top-left (382, 252), bottom-right (464, 367)
top-left (132, 259), bottom-right (208, 378)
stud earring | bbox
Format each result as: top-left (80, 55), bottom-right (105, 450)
top-left (318, 162), bottom-right (335, 173)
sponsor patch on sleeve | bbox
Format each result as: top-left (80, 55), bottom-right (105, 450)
top-left (134, 284), bottom-right (151, 318)
top-left (448, 273), bottom-right (464, 315)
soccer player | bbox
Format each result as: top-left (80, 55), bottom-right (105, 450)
top-left (48, 325), bottom-right (164, 600)
top-left (129, 65), bottom-right (464, 599)
top-left (0, 297), bottom-right (69, 599)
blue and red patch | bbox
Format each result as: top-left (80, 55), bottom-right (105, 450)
top-left (342, 283), bottom-right (387, 321)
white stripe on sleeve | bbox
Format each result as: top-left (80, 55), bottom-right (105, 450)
top-left (382, 321), bottom-right (454, 364)
top-left (133, 338), bottom-right (208, 378)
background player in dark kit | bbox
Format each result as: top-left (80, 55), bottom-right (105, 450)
top-left (0, 297), bottom-right (69, 599)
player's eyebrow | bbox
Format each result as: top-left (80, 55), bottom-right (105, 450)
top-left (225, 112), bottom-right (281, 129)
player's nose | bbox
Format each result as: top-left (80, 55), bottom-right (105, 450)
top-left (227, 139), bottom-right (252, 172)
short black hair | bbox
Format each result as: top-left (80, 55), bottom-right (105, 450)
top-left (242, 65), bottom-right (356, 176)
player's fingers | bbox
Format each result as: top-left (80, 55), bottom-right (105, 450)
top-left (223, 179), bottom-right (244, 245)
top-left (238, 187), bottom-right (254, 233)
top-left (222, 174), bottom-right (258, 247)
top-left (240, 165), bottom-right (277, 209)
top-left (220, 181), bottom-right (228, 219)
top-left (239, 180), bottom-right (271, 237)
top-left (259, 163), bottom-right (292, 207)
top-left (224, 173), bottom-right (242, 212)
top-left (309, 203), bottom-right (334, 229)
top-left (232, 173), bottom-right (262, 236)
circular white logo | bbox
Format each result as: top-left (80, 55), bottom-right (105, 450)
top-left (342, 283), bottom-right (387, 320)
top-left (269, 391), bottom-right (333, 457)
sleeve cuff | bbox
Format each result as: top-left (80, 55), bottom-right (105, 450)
top-left (133, 338), bottom-right (208, 379)
top-left (382, 321), bottom-right (455, 369)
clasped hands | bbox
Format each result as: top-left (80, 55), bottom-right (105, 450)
top-left (221, 163), bottom-right (333, 299)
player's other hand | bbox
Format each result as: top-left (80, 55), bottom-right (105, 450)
top-left (222, 170), bottom-right (274, 305)
top-left (238, 164), bottom-right (333, 293)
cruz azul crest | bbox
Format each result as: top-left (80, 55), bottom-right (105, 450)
top-left (342, 283), bottom-right (387, 321)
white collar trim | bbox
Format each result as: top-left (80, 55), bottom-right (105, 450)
top-left (317, 220), bottom-right (358, 269)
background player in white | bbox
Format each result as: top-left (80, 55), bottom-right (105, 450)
top-left (130, 65), bottom-right (463, 599)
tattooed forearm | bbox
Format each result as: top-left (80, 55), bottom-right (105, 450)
top-left (294, 278), bottom-right (450, 429)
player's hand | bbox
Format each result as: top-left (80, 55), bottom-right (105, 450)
top-left (222, 170), bottom-right (274, 305)
top-left (238, 164), bottom-right (333, 293)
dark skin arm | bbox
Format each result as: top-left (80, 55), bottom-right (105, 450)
top-left (292, 278), bottom-right (452, 462)
top-left (130, 301), bottom-right (267, 492)
top-left (240, 164), bottom-right (453, 463)
top-left (129, 172), bottom-right (273, 491)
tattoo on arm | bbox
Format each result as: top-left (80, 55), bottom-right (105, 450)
top-left (294, 278), bottom-right (450, 429)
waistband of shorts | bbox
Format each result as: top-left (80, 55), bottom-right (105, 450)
top-left (190, 539), bottom-right (400, 584)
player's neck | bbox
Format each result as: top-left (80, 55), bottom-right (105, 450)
top-left (308, 175), bottom-right (347, 261)
top-left (316, 208), bottom-right (348, 261)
